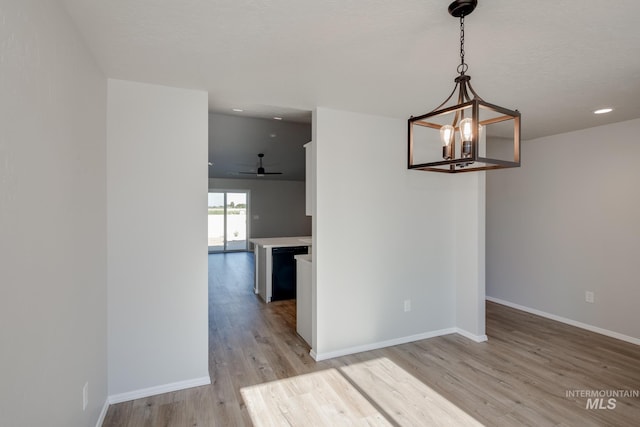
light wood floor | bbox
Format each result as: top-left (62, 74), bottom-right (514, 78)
top-left (103, 252), bottom-right (640, 426)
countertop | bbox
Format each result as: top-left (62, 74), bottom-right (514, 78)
top-left (294, 254), bottom-right (312, 263)
top-left (249, 236), bottom-right (312, 248)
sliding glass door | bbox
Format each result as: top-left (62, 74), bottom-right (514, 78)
top-left (208, 191), bottom-right (248, 252)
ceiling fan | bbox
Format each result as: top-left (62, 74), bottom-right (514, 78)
top-left (238, 153), bottom-right (282, 177)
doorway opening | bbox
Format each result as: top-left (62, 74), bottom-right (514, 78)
top-left (208, 191), bottom-right (249, 252)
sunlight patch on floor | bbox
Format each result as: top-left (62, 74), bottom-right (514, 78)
top-left (240, 357), bottom-right (484, 426)
top-left (241, 368), bottom-right (391, 426)
top-left (341, 357), bottom-right (484, 426)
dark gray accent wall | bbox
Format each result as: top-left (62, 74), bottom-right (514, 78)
top-left (209, 178), bottom-right (312, 244)
top-left (209, 113), bottom-right (311, 181)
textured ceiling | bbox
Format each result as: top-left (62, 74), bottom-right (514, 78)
top-left (63, 0), bottom-right (640, 164)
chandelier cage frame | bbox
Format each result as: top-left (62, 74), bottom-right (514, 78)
top-left (407, 0), bottom-right (521, 173)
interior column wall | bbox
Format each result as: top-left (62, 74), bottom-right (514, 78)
top-left (107, 79), bottom-right (210, 397)
top-left (453, 173), bottom-right (487, 340)
top-left (313, 107), bottom-right (482, 359)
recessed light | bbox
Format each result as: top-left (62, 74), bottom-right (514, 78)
top-left (270, 133), bottom-right (277, 138)
top-left (273, 117), bottom-right (283, 121)
top-left (232, 108), bottom-right (244, 112)
top-left (593, 108), bottom-right (613, 115)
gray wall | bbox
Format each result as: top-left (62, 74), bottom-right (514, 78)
top-left (0, 2), bottom-right (108, 426)
top-left (209, 178), bottom-right (311, 243)
top-left (487, 119), bottom-right (640, 341)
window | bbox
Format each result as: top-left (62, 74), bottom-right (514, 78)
top-left (208, 191), bottom-right (249, 252)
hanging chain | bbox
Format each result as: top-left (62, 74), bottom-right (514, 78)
top-left (457, 15), bottom-right (468, 75)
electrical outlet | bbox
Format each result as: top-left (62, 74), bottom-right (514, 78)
top-left (585, 291), bottom-right (594, 304)
top-left (404, 299), bottom-right (411, 312)
top-left (83, 382), bottom-right (88, 411)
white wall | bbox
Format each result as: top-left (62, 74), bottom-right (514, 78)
top-left (107, 80), bottom-right (209, 396)
top-left (208, 178), bottom-right (311, 241)
top-left (313, 107), bottom-right (485, 359)
top-left (0, 2), bottom-right (107, 426)
top-left (487, 119), bottom-right (640, 341)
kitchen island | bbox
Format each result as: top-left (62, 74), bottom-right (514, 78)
top-left (250, 236), bottom-right (312, 303)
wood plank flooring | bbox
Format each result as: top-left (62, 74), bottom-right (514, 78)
top-left (103, 252), bottom-right (640, 426)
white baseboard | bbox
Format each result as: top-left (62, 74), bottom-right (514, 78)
top-left (454, 328), bottom-right (488, 343)
top-left (486, 296), bottom-right (640, 346)
top-left (311, 328), bottom-right (458, 361)
top-left (108, 376), bottom-right (211, 405)
top-left (96, 399), bottom-right (109, 427)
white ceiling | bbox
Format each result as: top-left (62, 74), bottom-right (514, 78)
top-left (63, 0), bottom-right (640, 161)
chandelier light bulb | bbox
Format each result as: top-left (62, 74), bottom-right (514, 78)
top-left (440, 125), bottom-right (455, 146)
top-left (440, 125), bottom-right (455, 160)
top-left (460, 118), bottom-right (473, 141)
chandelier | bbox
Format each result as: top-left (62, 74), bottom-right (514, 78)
top-left (408, 0), bottom-right (521, 173)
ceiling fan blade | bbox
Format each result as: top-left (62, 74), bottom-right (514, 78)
top-left (235, 153), bottom-right (283, 176)
top-left (237, 171), bottom-right (282, 175)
